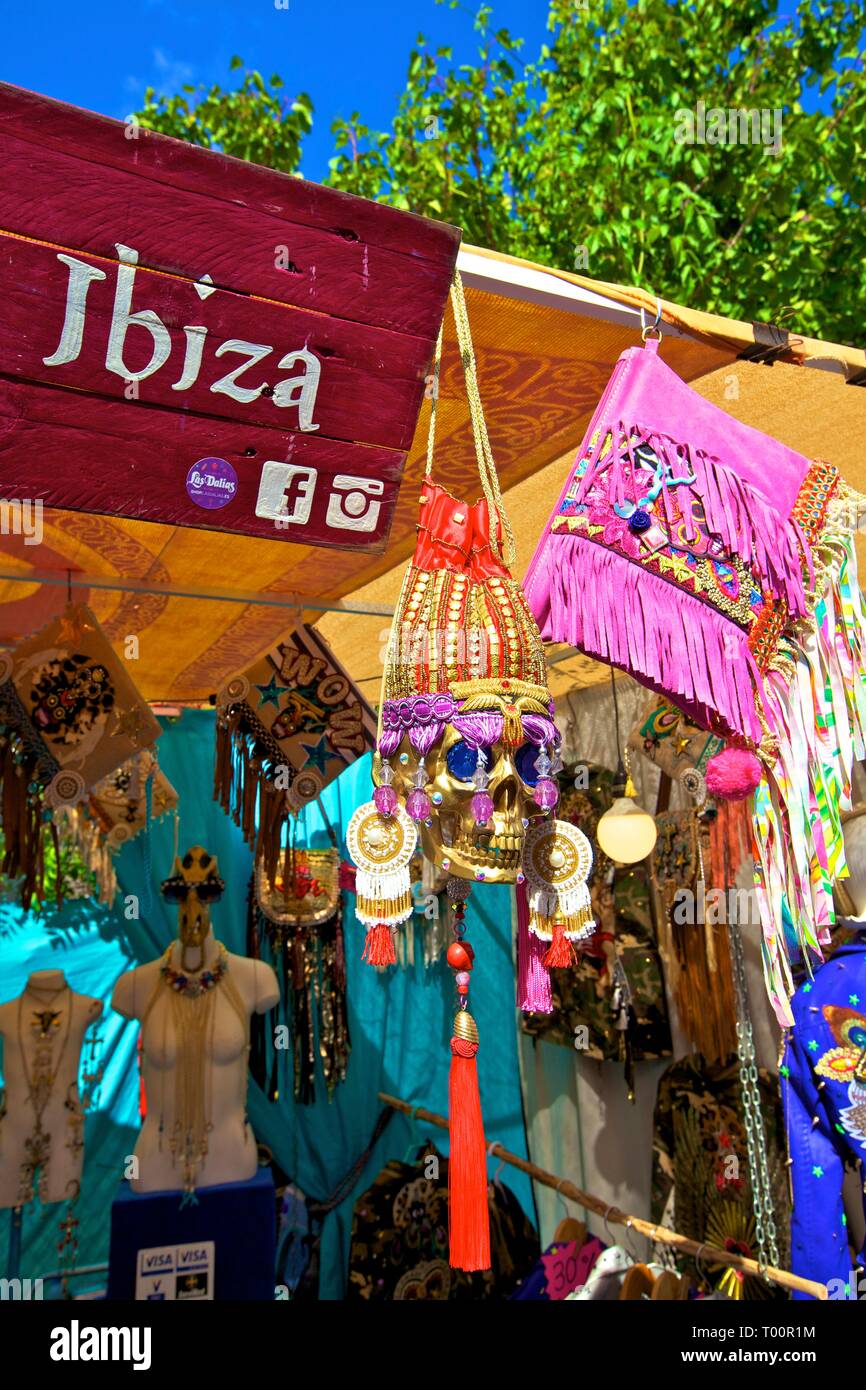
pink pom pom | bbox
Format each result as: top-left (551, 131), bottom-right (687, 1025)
top-left (705, 746), bottom-right (762, 801)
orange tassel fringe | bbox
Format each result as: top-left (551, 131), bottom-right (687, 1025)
top-left (448, 1033), bottom-right (491, 1271)
top-left (542, 921), bottom-right (577, 969)
top-left (361, 922), bottom-right (397, 967)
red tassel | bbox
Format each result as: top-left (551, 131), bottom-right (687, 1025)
top-left (542, 921), bottom-right (577, 969)
top-left (448, 1023), bottom-right (491, 1271)
top-left (361, 922), bottom-right (396, 967)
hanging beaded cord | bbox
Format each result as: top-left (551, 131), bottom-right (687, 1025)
top-left (140, 943), bottom-right (248, 1195)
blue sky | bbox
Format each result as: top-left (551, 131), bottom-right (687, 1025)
top-left (0, 0), bottom-right (551, 182)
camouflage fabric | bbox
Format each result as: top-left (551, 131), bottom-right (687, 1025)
top-left (521, 764), bottom-right (672, 1063)
top-left (346, 1145), bottom-right (538, 1300)
top-left (651, 1053), bottom-right (790, 1297)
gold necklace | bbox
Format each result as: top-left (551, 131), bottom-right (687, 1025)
top-left (16, 987), bottom-right (73, 1203)
top-left (142, 942), bottom-right (246, 1195)
top-left (25, 981), bottom-right (67, 1006)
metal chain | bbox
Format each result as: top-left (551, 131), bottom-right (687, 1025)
top-left (727, 919), bottom-right (780, 1271)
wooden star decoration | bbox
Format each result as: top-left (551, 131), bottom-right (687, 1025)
top-left (56, 606), bottom-right (96, 645)
top-left (113, 707), bottom-right (148, 741)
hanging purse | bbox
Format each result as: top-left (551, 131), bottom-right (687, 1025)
top-left (524, 333), bottom-right (866, 1023)
top-left (248, 805), bottom-right (349, 1105)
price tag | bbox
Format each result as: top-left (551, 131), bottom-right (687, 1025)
top-left (541, 1236), bottom-right (604, 1300)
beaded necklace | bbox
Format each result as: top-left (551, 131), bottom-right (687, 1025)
top-left (159, 943), bottom-right (228, 997)
top-left (142, 941), bottom-right (246, 1194)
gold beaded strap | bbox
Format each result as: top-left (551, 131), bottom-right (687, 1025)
top-left (425, 269), bottom-right (516, 570)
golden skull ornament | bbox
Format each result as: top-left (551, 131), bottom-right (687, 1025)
top-left (375, 690), bottom-right (558, 884)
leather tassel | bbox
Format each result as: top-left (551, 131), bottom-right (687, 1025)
top-left (361, 922), bottom-right (396, 967)
top-left (448, 1009), bottom-right (490, 1271)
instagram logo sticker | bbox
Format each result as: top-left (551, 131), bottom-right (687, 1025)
top-left (326, 475), bottom-right (385, 532)
top-left (186, 457), bottom-right (238, 510)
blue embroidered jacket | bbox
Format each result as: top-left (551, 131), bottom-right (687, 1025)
top-left (782, 934), bottom-right (866, 1299)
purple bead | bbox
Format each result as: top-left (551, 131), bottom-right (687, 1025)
top-left (533, 777), bottom-right (559, 810)
top-left (405, 788), bottom-right (432, 822)
top-left (470, 791), bottom-right (494, 825)
top-left (373, 784), bottom-right (399, 817)
top-left (455, 970), bottom-right (471, 987)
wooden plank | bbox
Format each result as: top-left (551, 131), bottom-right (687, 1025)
top-left (0, 82), bottom-right (460, 552)
top-left (0, 127), bottom-right (453, 340)
top-left (0, 84), bottom-right (461, 339)
top-left (0, 231), bottom-right (429, 450)
top-left (0, 376), bottom-right (404, 553)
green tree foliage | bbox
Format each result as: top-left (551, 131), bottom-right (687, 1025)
top-left (136, 55), bottom-right (313, 173)
top-left (135, 2), bottom-right (866, 344)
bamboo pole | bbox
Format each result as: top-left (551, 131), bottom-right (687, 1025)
top-left (378, 1091), bottom-right (828, 1302)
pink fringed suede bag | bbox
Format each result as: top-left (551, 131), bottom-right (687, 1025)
top-left (524, 337), bottom-right (866, 1023)
top-left (525, 337), bottom-right (834, 745)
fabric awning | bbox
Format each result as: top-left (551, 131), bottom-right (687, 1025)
top-left (2, 244), bottom-right (864, 701)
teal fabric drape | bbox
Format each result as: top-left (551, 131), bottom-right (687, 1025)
top-left (1, 711), bottom-right (533, 1298)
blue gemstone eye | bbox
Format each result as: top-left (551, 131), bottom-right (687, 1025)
top-left (446, 741), bottom-right (491, 782)
top-left (515, 743), bottom-right (541, 786)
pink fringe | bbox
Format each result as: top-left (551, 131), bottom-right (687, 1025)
top-left (574, 423), bottom-right (809, 615)
top-left (516, 881), bottom-right (553, 1013)
top-left (545, 532), bottom-right (764, 744)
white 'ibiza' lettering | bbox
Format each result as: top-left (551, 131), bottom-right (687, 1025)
top-left (40, 244), bottom-right (322, 431)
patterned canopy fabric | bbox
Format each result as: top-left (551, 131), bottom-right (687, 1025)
top-left (1, 251), bottom-right (863, 705)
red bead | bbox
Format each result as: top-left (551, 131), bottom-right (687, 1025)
top-left (457, 982), bottom-right (469, 995)
top-left (446, 941), bottom-right (473, 971)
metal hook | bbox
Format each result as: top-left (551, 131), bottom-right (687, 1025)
top-left (550, 1177), bottom-right (573, 1217)
top-left (401, 1105), bottom-right (424, 1164)
top-left (640, 296), bottom-right (663, 342)
top-left (487, 1140), bottom-right (506, 1185)
top-left (602, 1203), bottom-right (617, 1246)
top-left (622, 1217), bottom-right (641, 1261)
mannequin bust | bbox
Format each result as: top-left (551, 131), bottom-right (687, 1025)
top-left (836, 806), bottom-right (866, 921)
top-left (0, 971), bottom-right (102, 1209)
top-left (111, 846), bottom-right (279, 1194)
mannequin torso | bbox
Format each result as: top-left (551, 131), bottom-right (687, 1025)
top-left (0, 971), bottom-right (102, 1209)
top-left (111, 932), bottom-right (278, 1193)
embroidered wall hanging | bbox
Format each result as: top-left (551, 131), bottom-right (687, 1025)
top-left (58, 750), bottom-right (178, 904)
top-left (524, 336), bottom-right (866, 1023)
top-left (0, 602), bottom-right (160, 905)
top-left (215, 620), bottom-right (376, 878)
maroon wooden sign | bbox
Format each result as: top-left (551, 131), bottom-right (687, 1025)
top-left (0, 83), bottom-right (461, 553)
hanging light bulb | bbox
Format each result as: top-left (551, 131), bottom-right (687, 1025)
top-left (595, 672), bottom-right (657, 865)
top-left (596, 765), bottom-right (658, 864)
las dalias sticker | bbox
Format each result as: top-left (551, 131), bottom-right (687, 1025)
top-left (186, 458), bottom-right (238, 510)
